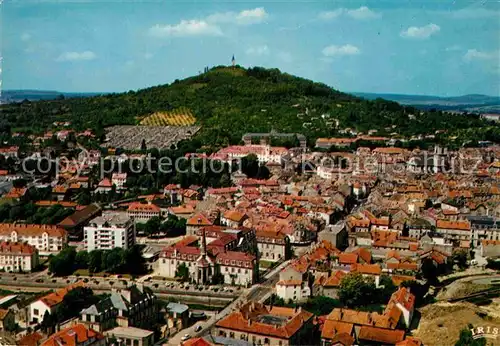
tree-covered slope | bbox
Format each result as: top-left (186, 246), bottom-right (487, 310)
top-left (1, 66), bottom-right (497, 147)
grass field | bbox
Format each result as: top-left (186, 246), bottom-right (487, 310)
top-left (139, 107), bottom-right (196, 126)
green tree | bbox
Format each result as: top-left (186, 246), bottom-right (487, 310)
top-left (88, 250), bottom-right (103, 273)
top-left (339, 272), bottom-right (377, 307)
top-left (144, 216), bottom-right (162, 237)
top-left (75, 251), bottom-right (89, 270)
top-left (452, 249), bottom-right (469, 270)
top-left (49, 246), bottom-right (76, 276)
top-left (421, 258), bottom-right (439, 284)
top-left (175, 263), bottom-right (190, 282)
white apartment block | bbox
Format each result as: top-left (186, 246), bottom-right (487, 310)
top-left (84, 212), bottom-right (135, 252)
top-left (0, 224), bottom-right (67, 256)
top-left (0, 241), bottom-right (39, 272)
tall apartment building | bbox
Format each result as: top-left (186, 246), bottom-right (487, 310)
top-left (84, 212), bottom-right (135, 252)
top-left (0, 224), bottom-right (67, 256)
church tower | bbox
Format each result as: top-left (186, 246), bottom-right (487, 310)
top-left (196, 228), bottom-right (210, 284)
top-left (231, 54), bottom-right (236, 67)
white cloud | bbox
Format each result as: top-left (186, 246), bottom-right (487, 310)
top-left (318, 9), bottom-right (344, 20)
top-left (150, 7), bottom-right (267, 38)
top-left (445, 45), bottom-right (461, 52)
top-left (319, 7), bottom-right (380, 20)
top-left (236, 7), bottom-right (268, 24)
top-left (463, 49), bottom-right (498, 62)
top-left (346, 6), bottom-right (380, 19)
top-left (246, 45), bottom-right (269, 56)
top-left (400, 23), bottom-right (440, 39)
top-left (322, 44), bottom-right (360, 57)
top-left (149, 20), bottom-right (222, 37)
top-left (206, 7), bottom-right (268, 25)
top-left (21, 33), bottom-right (31, 41)
top-left (56, 51), bottom-right (96, 62)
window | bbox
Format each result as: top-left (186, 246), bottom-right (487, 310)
top-left (34, 309), bottom-right (39, 316)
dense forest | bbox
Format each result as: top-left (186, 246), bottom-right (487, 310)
top-left (1, 66), bottom-right (498, 149)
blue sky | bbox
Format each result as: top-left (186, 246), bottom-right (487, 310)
top-left (2, 0), bottom-right (499, 96)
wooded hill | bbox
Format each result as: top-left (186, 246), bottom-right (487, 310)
top-left (1, 66), bottom-right (498, 148)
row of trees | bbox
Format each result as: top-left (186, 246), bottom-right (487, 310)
top-left (0, 202), bottom-right (73, 225)
top-left (49, 246), bottom-right (147, 276)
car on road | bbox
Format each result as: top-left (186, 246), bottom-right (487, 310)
top-left (194, 325), bottom-right (202, 332)
top-left (181, 334), bottom-right (191, 341)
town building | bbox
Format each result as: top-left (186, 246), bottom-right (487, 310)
top-left (0, 224), bottom-right (67, 256)
top-left (127, 203), bottom-right (162, 222)
top-left (158, 230), bottom-right (257, 286)
top-left (84, 212), bottom-right (135, 251)
top-left (80, 285), bottom-right (156, 330)
top-left (41, 323), bottom-right (105, 346)
top-left (0, 241), bottom-right (39, 272)
top-left (112, 173), bottom-right (127, 190)
top-left (105, 326), bottom-right (154, 346)
top-left (215, 301), bottom-right (314, 346)
top-left (30, 282), bottom-right (85, 323)
top-left (256, 230), bottom-right (290, 262)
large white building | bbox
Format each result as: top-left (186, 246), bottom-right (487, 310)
top-left (84, 212), bottom-right (135, 252)
top-left (0, 241), bottom-right (39, 272)
top-left (212, 144), bottom-right (288, 164)
top-left (0, 224), bottom-right (67, 256)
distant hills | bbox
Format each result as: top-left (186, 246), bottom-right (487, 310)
top-left (0, 90), bottom-right (106, 104)
top-left (353, 92), bottom-right (500, 113)
top-left (4, 88), bottom-right (499, 114)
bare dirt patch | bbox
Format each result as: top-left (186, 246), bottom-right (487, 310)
top-left (413, 301), bottom-right (500, 346)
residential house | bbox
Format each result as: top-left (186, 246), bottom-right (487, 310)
top-left (127, 203), bottom-right (161, 223)
top-left (30, 282), bottom-right (85, 323)
top-left (41, 323), bottom-right (105, 346)
top-left (256, 230), bottom-right (290, 262)
top-left (81, 285), bottom-right (156, 330)
top-left (220, 210), bottom-right (248, 228)
top-left (0, 224), bottom-right (67, 256)
top-left (0, 241), bottom-right (39, 272)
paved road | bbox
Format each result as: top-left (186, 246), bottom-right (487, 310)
top-left (167, 260), bottom-right (290, 346)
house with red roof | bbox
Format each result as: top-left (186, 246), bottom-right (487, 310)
top-left (41, 323), bottom-right (105, 346)
top-left (29, 281), bottom-right (85, 324)
top-left (95, 178), bottom-right (113, 193)
top-left (215, 301), bottom-right (314, 346)
top-left (0, 241), bottom-right (39, 272)
top-left (127, 202), bottom-right (161, 222)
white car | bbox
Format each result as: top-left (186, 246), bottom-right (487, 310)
top-left (181, 334), bottom-right (191, 341)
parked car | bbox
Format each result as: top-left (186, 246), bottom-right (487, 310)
top-left (181, 334), bottom-right (191, 341)
top-left (195, 325), bottom-right (202, 332)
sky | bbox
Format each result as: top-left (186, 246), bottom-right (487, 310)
top-left (2, 0), bottom-right (500, 96)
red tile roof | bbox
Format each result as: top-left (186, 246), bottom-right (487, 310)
top-left (41, 323), bottom-right (103, 346)
top-left (0, 223), bottom-right (66, 238)
top-left (358, 326), bottom-right (405, 344)
top-left (321, 320), bottom-right (354, 340)
top-left (338, 253), bottom-right (358, 265)
top-left (39, 281), bottom-right (85, 308)
top-left (127, 202), bottom-right (161, 212)
top-left (216, 302), bottom-right (313, 339)
top-left (0, 241), bottom-right (36, 255)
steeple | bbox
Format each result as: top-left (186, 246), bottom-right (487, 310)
top-left (231, 54), bottom-right (236, 67)
top-left (201, 227), bottom-right (207, 256)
